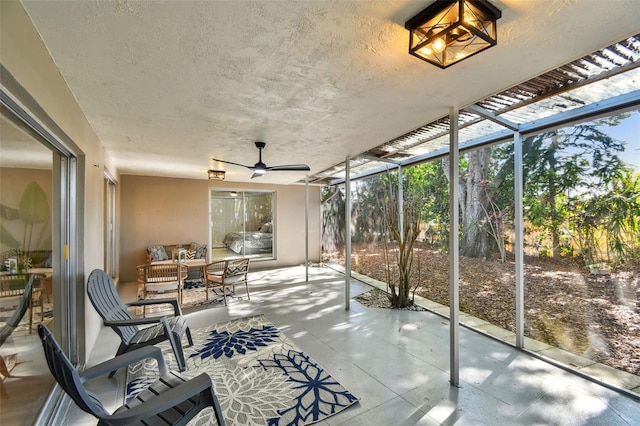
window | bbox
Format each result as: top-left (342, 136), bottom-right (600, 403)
top-left (104, 177), bottom-right (116, 277)
top-left (209, 190), bottom-right (275, 261)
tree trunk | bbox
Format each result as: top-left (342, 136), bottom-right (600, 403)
top-left (547, 135), bottom-right (560, 261)
top-left (446, 147), bottom-right (492, 258)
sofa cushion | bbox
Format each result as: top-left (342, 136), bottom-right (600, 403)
top-left (189, 242), bottom-right (206, 259)
top-left (147, 245), bottom-right (169, 262)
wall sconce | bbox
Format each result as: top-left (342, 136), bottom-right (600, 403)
top-left (207, 169), bottom-right (226, 181)
top-left (405, 0), bottom-right (501, 69)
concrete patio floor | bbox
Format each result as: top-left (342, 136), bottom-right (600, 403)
top-left (65, 265), bottom-right (640, 425)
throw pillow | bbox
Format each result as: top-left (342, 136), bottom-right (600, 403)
top-left (147, 245), bottom-right (168, 262)
top-left (44, 252), bottom-right (53, 268)
top-left (186, 249), bottom-right (196, 260)
top-left (189, 242), bottom-right (206, 259)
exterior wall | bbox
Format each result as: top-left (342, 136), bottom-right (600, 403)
top-left (119, 175), bottom-right (321, 282)
top-left (1, 2), bottom-right (115, 361)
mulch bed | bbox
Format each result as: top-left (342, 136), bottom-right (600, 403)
top-left (325, 243), bottom-right (640, 376)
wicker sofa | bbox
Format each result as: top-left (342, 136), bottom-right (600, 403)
top-left (145, 243), bottom-right (207, 264)
top-left (145, 243), bottom-right (207, 280)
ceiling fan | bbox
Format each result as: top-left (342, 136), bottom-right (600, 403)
top-left (212, 142), bottom-right (310, 178)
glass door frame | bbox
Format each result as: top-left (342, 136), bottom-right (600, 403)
top-left (1, 65), bottom-right (83, 421)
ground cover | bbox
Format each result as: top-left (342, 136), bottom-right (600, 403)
top-left (324, 243), bottom-right (639, 376)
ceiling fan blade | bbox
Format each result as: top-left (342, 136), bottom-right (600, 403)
top-left (211, 158), bottom-right (252, 170)
top-left (250, 172), bottom-right (263, 179)
top-left (266, 164), bottom-right (310, 172)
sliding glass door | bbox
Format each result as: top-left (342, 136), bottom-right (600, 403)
top-left (0, 112), bottom-right (56, 423)
top-left (209, 190), bottom-right (275, 261)
top-left (1, 77), bottom-right (79, 423)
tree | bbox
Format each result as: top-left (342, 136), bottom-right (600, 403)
top-left (377, 168), bottom-right (427, 308)
top-left (321, 186), bottom-right (345, 254)
top-left (522, 120), bottom-right (625, 260)
top-left (492, 115), bottom-right (630, 261)
top-left (411, 162), bottom-right (450, 251)
top-left (351, 175), bottom-right (388, 243)
top-left (571, 168), bottom-right (640, 265)
top-left (442, 146), bottom-right (497, 259)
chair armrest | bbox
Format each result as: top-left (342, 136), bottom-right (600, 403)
top-left (106, 373), bottom-right (214, 425)
top-left (103, 317), bottom-right (170, 327)
top-left (79, 346), bottom-right (168, 382)
top-left (127, 298), bottom-right (183, 316)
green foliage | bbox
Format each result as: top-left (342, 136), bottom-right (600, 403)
top-left (492, 114), bottom-right (635, 264)
top-left (570, 168), bottom-right (640, 265)
top-left (0, 181), bottom-right (50, 255)
top-left (321, 112), bottom-right (639, 272)
top-left (409, 162), bottom-right (449, 250)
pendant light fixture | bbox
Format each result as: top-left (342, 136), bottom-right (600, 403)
top-left (207, 169), bottom-right (226, 181)
top-left (405, 0), bottom-right (501, 68)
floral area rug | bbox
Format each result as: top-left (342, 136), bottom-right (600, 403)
top-left (125, 314), bottom-right (359, 425)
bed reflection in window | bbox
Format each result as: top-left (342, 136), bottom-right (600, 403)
top-left (223, 222), bottom-right (273, 254)
top-left (210, 190), bottom-right (275, 261)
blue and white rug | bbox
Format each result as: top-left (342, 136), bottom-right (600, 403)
top-left (125, 314), bottom-right (359, 425)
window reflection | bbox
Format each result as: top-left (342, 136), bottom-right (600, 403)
top-left (0, 114), bottom-right (55, 422)
top-left (210, 190), bottom-right (275, 261)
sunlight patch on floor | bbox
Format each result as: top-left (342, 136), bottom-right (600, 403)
top-left (426, 401), bottom-right (457, 422)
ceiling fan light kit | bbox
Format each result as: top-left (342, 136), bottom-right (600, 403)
top-left (405, 0), bottom-right (501, 68)
top-left (212, 141), bottom-right (310, 179)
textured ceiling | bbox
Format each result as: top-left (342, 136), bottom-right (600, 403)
top-left (19, 0), bottom-right (640, 184)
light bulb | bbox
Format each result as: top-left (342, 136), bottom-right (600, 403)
top-left (432, 38), bottom-right (446, 53)
top-left (418, 46), bottom-right (433, 56)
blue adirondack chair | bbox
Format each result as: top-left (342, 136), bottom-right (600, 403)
top-left (38, 324), bottom-right (225, 425)
top-left (86, 269), bottom-right (192, 375)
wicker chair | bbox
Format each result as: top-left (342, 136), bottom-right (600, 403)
top-left (38, 324), bottom-right (225, 426)
top-left (0, 272), bottom-right (46, 333)
top-left (203, 258), bottom-right (250, 305)
top-left (137, 263), bottom-right (188, 306)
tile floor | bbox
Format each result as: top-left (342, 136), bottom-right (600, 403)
top-left (63, 266), bottom-right (639, 425)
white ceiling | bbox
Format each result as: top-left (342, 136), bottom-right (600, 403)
top-left (19, 0), bottom-right (640, 184)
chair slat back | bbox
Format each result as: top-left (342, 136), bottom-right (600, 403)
top-left (38, 324), bottom-right (108, 418)
top-left (205, 260), bottom-right (225, 276)
top-left (86, 269), bottom-right (138, 344)
top-left (225, 258), bottom-right (250, 278)
top-left (143, 263), bottom-right (185, 283)
top-left (0, 273), bottom-right (30, 297)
